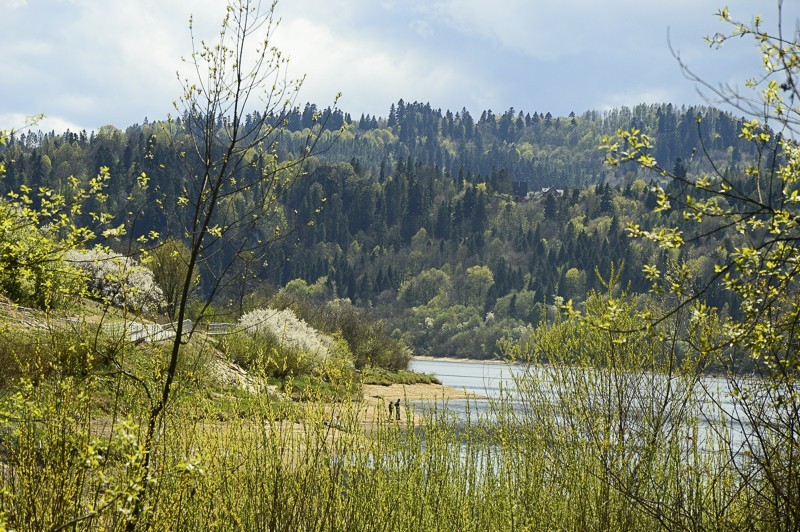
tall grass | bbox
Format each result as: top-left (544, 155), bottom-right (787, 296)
top-left (0, 376), bottom-right (761, 530)
top-left (0, 311), bottom-right (789, 530)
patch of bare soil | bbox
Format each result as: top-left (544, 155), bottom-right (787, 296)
top-left (353, 382), bottom-right (483, 426)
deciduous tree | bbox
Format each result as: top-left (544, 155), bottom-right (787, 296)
top-left (126, 1), bottom-right (336, 527)
top-left (602, 3), bottom-right (800, 526)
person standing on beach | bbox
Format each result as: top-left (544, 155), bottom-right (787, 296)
top-left (395, 399), bottom-right (401, 421)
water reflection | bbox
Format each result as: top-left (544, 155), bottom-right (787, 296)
top-left (409, 357), bottom-right (752, 456)
top-left (409, 358), bottom-right (521, 397)
top-left (408, 358), bottom-right (520, 420)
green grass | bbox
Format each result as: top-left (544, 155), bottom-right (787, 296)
top-left (0, 311), bottom-right (791, 530)
top-left (0, 370), bottom-right (756, 531)
top-left (361, 367), bottom-right (441, 386)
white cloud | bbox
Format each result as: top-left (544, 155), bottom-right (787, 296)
top-left (599, 88), bottom-right (676, 112)
top-left (415, 0), bottom-right (730, 61)
top-left (0, 0), bottom-right (28, 8)
top-left (273, 16), bottom-right (471, 115)
top-left (0, 113), bottom-right (84, 134)
top-left (7, 39), bottom-right (50, 56)
top-left (2, 0), bottom-right (794, 131)
top-left (410, 19), bottom-right (434, 38)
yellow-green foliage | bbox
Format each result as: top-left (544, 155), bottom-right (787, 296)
top-left (0, 291), bottom-right (778, 530)
top-left (504, 288), bottom-right (744, 530)
top-left (0, 201), bottom-right (88, 309)
top-left (0, 127), bottom-right (116, 311)
top-left (599, 6), bottom-right (800, 526)
top-left (2, 2), bottom-right (799, 528)
top-left (0, 356), bottom-right (759, 531)
top-left (0, 321), bottom-right (103, 387)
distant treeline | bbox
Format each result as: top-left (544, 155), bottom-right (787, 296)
top-left (0, 102), bottom-right (754, 357)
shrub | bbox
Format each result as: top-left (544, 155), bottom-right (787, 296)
top-left (224, 307), bottom-right (351, 381)
top-left (0, 323), bottom-right (96, 386)
top-left (239, 307), bottom-right (333, 359)
top-left (0, 202), bottom-right (86, 309)
top-left (66, 248), bottom-right (164, 314)
top-left (280, 297), bottom-right (412, 371)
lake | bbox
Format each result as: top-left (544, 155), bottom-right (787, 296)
top-left (409, 357), bottom-right (521, 397)
top-left (408, 357), bottom-right (524, 420)
top-left (410, 356), bottom-right (751, 454)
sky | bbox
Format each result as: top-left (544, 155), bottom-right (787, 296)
top-left (0, 0), bottom-right (794, 133)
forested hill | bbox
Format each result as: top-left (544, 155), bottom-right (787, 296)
top-left (309, 101), bottom-right (751, 189)
top-left (4, 101), bottom-right (750, 193)
top-left (0, 102), bottom-right (753, 357)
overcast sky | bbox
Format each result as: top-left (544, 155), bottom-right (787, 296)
top-left (0, 0), bottom-right (793, 133)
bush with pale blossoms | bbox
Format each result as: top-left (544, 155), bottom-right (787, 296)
top-left (240, 307), bottom-right (332, 356)
top-left (66, 248), bottom-right (164, 314)
top-left (225, 307), bottom-right (346, 378)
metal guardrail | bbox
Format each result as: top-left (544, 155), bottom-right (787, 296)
top-left (103, 319), bottom-right (241, 341)
top-left (1, 301), bottom-right (241, 343)
top-left (207, 322), bottom-right (237, 335)
top-left (103, 319), bottom-right (194, 343)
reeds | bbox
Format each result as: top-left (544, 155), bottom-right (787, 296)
top-left (0, 371), bottom-right (761, 531)
top-left (0, 307), bottom-right (788, 530)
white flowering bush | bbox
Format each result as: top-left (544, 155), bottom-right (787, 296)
top-left (224, 307), bottom-right (350, 379)
top-left (239, 308), bottom-right (333, 359)
top-left (66, 248), bottom-right (164, 314)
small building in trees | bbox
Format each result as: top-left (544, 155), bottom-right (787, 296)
top-left (537, 187), bottom-right (565, 198)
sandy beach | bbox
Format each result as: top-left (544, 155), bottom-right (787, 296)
top-left (411, 355), bottom-right (509, 365)
top-left (347, 355), bottom-right (518, 426)
top-left (356, 356), bottom-right (501, 413)
top-left (363, 382), bottom-right (480, 403)
top-left (344, 381), bottom-right (484, 427)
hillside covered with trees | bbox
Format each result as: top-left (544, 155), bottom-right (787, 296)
top-left (0, 102), bottom-right (755, 358)
top-left (1, 0), bottom-right (799, 529)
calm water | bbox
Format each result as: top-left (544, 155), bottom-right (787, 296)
top-left (408, 358), bottom-right (523, 419)
top-left (409, 357), bottom-right (750, 453)
top-left (409, 358), bottom-right (521, 397)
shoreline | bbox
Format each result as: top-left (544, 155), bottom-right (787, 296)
top-left (357, 381), bottom-right (485, 426)
top-left (411, 355), bottom-right (511, 366)
top-left (349, 356), bottom-right (516, 426)
top-left (362, 382), bottom-right (483, 403)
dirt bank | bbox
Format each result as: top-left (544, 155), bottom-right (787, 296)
top-left (412, 355), bottom-right (509, 365)
top-left (340, 382), bottom-right (483, 427)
